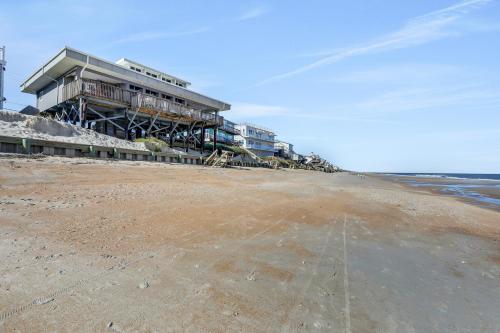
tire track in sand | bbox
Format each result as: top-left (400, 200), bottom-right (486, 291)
top-left (280, 219), bottom-right (336, 332)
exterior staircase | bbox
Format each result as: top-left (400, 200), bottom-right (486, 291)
top-left (204, 150), bottom-right (234, 168)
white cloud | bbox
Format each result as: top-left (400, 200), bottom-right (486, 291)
top-left (236, 6), bottom-right (270, 21)
top-left (229, 103), bottom-right (401, 124)
top-left (256, 0), bottom-right (491, 85)
top-left (229, 103), bottom-right (289, 119)
top-left (112, 27), bottom-right (211, 44)
top-left (331, 63), bottom-right (460, 84)
top-left (111, 5), bottom-right (271, 44)
top-left (354, 84), bottom-right (500, 114)
top-left (290, 113), bottom-right (402, 124)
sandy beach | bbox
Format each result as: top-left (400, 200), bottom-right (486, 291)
top-left (0, 156), bottom-right (499, 332)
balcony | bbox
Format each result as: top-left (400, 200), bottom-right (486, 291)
top-left (244, 143), bottom-right (276, 152)
top-left (205, 132), bottom-right (236, 145)
top-left (62, 78), bottom-right (222, 125)
top-left (218, 119), bottom-right (240, 135)
top-left (245, 132), bottom-right (275, 142)
top-left (63, 78), bottom-right (132, 105)
top-left (132, 93), bottom-right (220, 125)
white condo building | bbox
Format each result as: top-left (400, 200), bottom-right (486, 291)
top-left (274, 140), bottom-right (295, 159)
top-left (235, 123), bottom-right (276, 157)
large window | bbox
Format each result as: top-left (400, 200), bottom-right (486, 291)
top-left (129, 84), bottom-right (142, 92)
top-left (145, 89), bottom-right (158, 97)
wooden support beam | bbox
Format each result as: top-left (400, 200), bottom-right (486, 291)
top-left (146, 111), bottom-right (161, 137)
top-left (87, 106), bottom-right (125, 131)
top-left (124, 109), bottom-right (130, 140)
top-left (213, 126), bottom-right (218, 152)
top-left (93, 115), bottom-right (124, 122)
top-left (201, 127), bottom-right (205, 153)
top-left (78, 97), bottom-right (83, 127)
top-left (168, 121), bottom-right (179, 148)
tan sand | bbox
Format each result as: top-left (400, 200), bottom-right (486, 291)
top-left (0, 156), bottom-right (499, 332)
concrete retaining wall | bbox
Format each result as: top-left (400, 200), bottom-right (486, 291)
top-left (0, 135), bottom-right (202, 165)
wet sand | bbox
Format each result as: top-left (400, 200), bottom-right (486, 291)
top-left (380, 174), bottom-right (500, 211)
top-left (0, 156), bottom-right (499, 332)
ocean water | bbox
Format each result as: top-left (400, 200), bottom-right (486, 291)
top-left (386, 173), bottom-right (500, 181)
top-left (383, 173), bottom-right (500, 210)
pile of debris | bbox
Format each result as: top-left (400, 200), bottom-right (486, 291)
top-left (201, 146), bottom-right (341, 172)
top-left (301, 153), bottom-right (340, 173)
top-left (262, 156), bottom-right (297, 169)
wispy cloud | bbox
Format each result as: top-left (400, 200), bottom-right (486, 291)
top-left (112, 27), bottom-right (211, 44)
top-left (111, 5), bottom-right (270, 44)
top-left (256, 0), bottom-right (491, 85)
top-left (355, 84), bottom-right (500, 114)
top-left (229, 103), bottom-right (401, 124)
top-left (267, 80), bottom-right (500, 124)
top-left (230, 103), bottom-right (289, 119)
top-left (236, 6), bottom-right (270, 21)
top-left (290, 113), bottom-right (402, 124)
top-left (331, 63), bottom-right (461, 84)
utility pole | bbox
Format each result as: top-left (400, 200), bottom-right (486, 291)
top-left (0, 46), bottom-right (5, 110)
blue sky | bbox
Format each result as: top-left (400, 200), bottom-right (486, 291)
top-left (1, 0), bottom-right (499, 172)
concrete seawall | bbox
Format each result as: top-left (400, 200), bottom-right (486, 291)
top-left (0, 135), bottom-right (201, 165)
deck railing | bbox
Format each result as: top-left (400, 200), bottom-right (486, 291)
top-left (239, 122), bottom-right (275, 134)
top-left (245, 132), bottom-right (275, 142)
top-left (204, 132), bottom-right (236, 144)
top-left (244, 142), bottom-right (276, 151)
top-left (63, 79), bottom-right (131, 105)
top-left (132, 93), bottom-right (221, 125)
top-left (219, 119), bottom-right (240, 135)
top-left (62, 78), bottom-right (222, 125)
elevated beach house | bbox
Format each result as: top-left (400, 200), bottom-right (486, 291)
top-left (20, 47), bottom-right (230, 152)
top-left (235, 123), bottom-right (276, 157)
top-left (274, 140), bottom-right (295, 160)
top-left (204, 118), bottom-right (240, 146)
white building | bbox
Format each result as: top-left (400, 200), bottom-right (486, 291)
top-left (274, 140), bottom-right (294, 159)
top-left (235, 123), bottom-right (276, 157)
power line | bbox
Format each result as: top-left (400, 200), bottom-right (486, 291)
top-left (5, 100), bottom-right (29, 107)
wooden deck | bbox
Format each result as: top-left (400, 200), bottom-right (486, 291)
top-left (62, 78), bottom-right (222, 126)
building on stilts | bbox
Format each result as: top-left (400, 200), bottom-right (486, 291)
top-left (204, 118), bottom-right (240, 146)
top-left (20, 47), bottom-right (230, 153)
top-left (235, 123), bottom-right (276, 157)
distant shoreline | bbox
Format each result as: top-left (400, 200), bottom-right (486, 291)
top-left (378, 173), bottom-right (500, 212)
top-left (380, 172), bottom-right (500, 181)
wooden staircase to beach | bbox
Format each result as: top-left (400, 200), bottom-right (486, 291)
top-left (204, 150), bottom-right (234, 168)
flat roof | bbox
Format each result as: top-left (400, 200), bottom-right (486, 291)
top-left (116, 58), bottom-right (191, 86)
top-left (237, 122), bottom-right (275, 134)
top-left (20, 46), bottom-right (230, 112)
